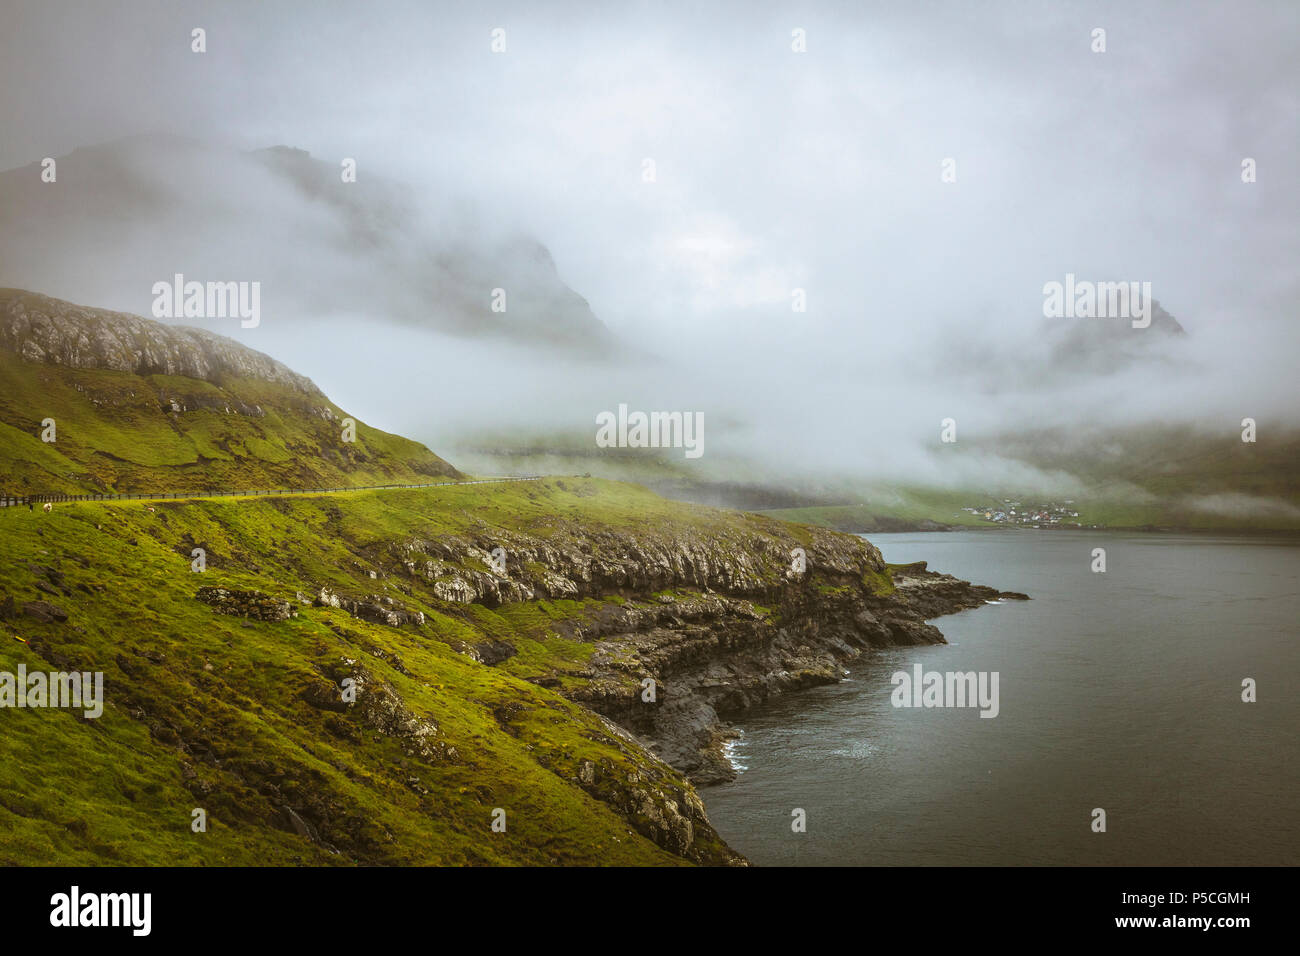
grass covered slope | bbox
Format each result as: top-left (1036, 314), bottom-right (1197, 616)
top-left (0, 289), bottom-right (460, 495)
top-left (0, 479), bottom-right (762, 866)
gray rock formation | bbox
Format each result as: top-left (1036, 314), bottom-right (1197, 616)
top-left (0, 288), bottom-right (320, 393)
top-left (195, 586), bottom-right (297, 621)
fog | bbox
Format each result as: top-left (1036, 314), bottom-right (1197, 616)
top-left (2, 0), bottom-right (1297, 495)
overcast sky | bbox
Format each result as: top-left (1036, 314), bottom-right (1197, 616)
top-left (2, 0), bottom-right (1297, 491)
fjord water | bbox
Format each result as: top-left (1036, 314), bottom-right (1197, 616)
top-left (703, 531), bottom-right (1300, 866)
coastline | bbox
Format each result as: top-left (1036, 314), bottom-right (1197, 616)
top-left (567, 556), bottom-right (1029, 786)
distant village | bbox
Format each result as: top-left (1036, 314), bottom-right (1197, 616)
top-left (962, 500), bottom-right (1083, 528)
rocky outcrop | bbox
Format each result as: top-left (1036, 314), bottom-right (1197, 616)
top-left (21, 599), bottom-right (70, 623)
top-left (0, 288), bottom-right (321, 393)
top-left (313, 587), bottom-right (425, 627)
top-left (196, 586), bottom-right (297, 621)
top-left (391, 526), bottom-right (780, 605)
top-left (302, 657), bottom-right (448, 762)
top-left (889, 560), bottom-right (1029, 614)
top-left (571, 747), bottom-right (731, 863)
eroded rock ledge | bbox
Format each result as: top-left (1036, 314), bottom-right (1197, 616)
top-left (372, 522), bottom-right (1028, 786)
top-left (568, 561), bottom-right (1027, 784)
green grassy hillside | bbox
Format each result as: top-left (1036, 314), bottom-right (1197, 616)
top-left (0, 478), bottom-right (760, 865)
top-left (0, 350), bottom-right (460, 495)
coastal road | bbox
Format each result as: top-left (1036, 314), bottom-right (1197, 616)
top-left (0, 476), bottom-right (545, 509)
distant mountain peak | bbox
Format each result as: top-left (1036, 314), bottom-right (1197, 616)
top-left (1146, 299), bottom-right (1186, 335)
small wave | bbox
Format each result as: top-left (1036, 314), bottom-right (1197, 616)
top-left (722, 735), bottom-right (749, 774)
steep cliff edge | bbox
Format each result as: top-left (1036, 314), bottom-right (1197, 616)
top-left (570, 564), bottom-right (1024, 783)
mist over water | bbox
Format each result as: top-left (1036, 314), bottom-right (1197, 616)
top-left (703, 531), bottom-right (1300, 866)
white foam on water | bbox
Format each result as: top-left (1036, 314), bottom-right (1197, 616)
top-left (722, 733), bottom-right (749, 774)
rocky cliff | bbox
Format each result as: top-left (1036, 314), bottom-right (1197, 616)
top-left (339, 506), bottom-right (1028, 785)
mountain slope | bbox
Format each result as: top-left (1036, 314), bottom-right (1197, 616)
top-left (0, 289), bottom-right (461, 494)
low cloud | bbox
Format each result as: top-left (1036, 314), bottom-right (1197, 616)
top-left (0, 0), bottom-right (1295, 496)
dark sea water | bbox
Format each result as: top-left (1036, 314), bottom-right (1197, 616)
top-left (703, 531), bottom-right (1300, 866)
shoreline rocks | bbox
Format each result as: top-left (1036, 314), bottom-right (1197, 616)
top-left (377, 522), bottom-right (1028, 787)
top-left (569, 562), bottom-right (1028, 784)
